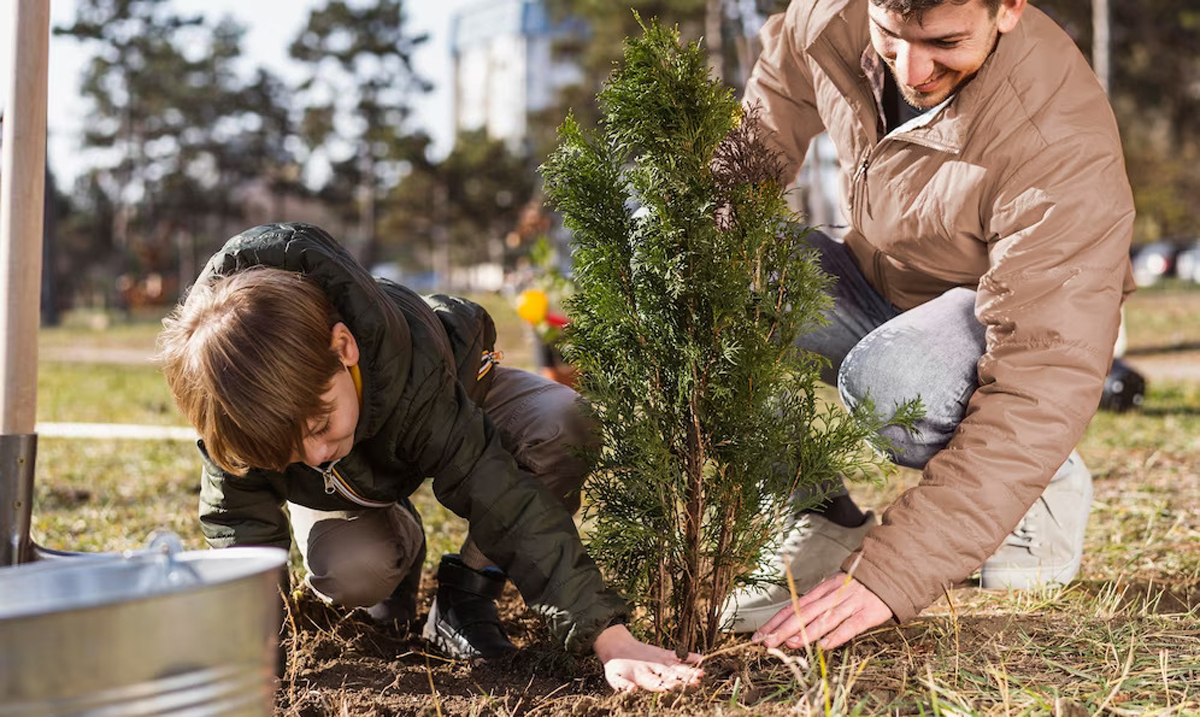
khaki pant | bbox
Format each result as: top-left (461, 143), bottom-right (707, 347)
top-left (288, 365), bottom-right (596, 608)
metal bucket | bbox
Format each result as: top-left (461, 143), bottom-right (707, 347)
top-left (0, 535), bottom-right (288, 716)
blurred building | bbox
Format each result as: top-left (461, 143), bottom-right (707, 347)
top-left (449, 0), bottom-right (844, 235)
top-left (450, 0), bottom-right (585, 153)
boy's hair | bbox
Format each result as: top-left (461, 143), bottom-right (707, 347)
top-left (158, 267), bottom-right (344, 475)
top-left (871, 0), bottom-right (1001, 20)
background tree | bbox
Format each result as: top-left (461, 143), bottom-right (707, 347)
top-left (1037, 0), bottom-right (1200, 240)
top-left (54, 0), bottom-right (205, 261)
top-left (56, 2), bottom-right (304, 302)
top-left (542, 19), bottom-right (913, 653)
top-left (380, 130), bottom-right (536, 280)
top-left (289, 0), bottom-right (432, 267)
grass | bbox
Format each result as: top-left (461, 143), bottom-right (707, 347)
top-left (28, 294), bottom-right (536, 559)
top-left (21, 285), bottom-right (1200, 714)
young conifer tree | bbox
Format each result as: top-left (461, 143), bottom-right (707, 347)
top-left (541, 17), bottom-right (914, 653)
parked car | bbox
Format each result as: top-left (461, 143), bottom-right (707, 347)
top-left (1173, 239), bottom-right (1200, 284)
top-left (1131, 240), bottom-right (1182, 287)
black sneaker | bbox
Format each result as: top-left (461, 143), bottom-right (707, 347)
top-left (421, 554), bottom-right (516, 660)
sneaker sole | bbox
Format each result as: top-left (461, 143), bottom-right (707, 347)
top-left (722, 599), bottom-right (792, 634)
top-left (979, 555), bottom-right (1082, 590)
top-left (421, 601), bottom-right (480, 660)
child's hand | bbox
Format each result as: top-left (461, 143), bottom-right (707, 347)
top-left (592, 623), bottom-right (703, 692)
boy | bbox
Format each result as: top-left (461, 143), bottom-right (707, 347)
top-left (159, 222), bottom-right (701, 692)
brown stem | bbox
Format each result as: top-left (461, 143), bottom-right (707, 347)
top-left (706, 485), bottom-right (740, 644)
top-left (678, 367), bottom-right (706, 655)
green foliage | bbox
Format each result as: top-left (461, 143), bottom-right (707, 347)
top-left (379, 129), bottom-right (537, 273)
top-left (54, 0), bottom-right (305, 288)
top-left (542, 17), bottom-right (904, 652)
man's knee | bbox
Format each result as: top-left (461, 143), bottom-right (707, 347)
top-left (835, 287), bottom-right (982, 469)
top-left (837, 334), bottom-right (966, 469)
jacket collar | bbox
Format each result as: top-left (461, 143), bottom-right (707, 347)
top-left (801, 0), bottom-right (860, 50)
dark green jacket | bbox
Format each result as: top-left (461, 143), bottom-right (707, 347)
top-left (193, 222), bottom-right (627, 653)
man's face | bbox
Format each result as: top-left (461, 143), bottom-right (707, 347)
top-left (868, 0), bottom-right (1024, 109)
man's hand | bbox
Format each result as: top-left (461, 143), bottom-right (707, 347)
top-left (592, 624), bottom-right (704, 692)
top-left (752, 572), bottom-right (892, 650)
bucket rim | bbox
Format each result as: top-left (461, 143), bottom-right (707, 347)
top-left (0, 546), bottom-right (288, 620)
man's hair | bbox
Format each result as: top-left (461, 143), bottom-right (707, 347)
top-left (871, 0), bottom-right (1001, 20)
top-left (158, 268), bottom-right (343, 475)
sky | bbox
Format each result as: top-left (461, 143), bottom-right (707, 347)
top-left (1, 0), bottom-right (473, 186)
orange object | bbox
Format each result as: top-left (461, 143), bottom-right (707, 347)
top-left (516, 289), bottom-right (549, 325)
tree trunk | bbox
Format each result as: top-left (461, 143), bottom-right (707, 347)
top-left (1092, 0), bottom-right (1110, 95)
top-left (678, 380), bottom-right (706, 654)
top-left (705, 0), bottom-right (724, 82)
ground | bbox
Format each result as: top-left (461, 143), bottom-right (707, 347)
top-left (28, 286), bottom-right (1200, 715)
top-left (275, 463), bottom-right (1200, 715)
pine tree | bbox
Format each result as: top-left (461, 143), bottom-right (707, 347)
top-left (541, 17), bottom-right (914, 653)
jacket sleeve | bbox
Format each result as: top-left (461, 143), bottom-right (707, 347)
top-left (394, 361), bottom-right (629, 654)
top-left (742, 6), bottom-right (827, 183)
top-left (197, 442), bottom-right (292, 552)
top-left (845, 132), bottom-right (1135, 621)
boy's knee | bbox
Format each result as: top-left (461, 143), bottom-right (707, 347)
top-left (301, 509), bottom-right (422, 607)
top-left (519, 386), bottom-right (599, 513)
top-left (527, 385), bottom-right (600, 464)
top-left (306, 541), bottom-right (405, 607)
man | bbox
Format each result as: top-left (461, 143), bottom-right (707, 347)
top-left (722, 0), bottom-right (1135, 649)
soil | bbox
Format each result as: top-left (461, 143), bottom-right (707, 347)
top-left (275, 573), bottom-right (723, 716)
top-left (275, 564), bottom-right (1200, 716)
top-left (275, 568), bottom-right (845, 716)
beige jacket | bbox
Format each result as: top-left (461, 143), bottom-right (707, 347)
top-left (745, 0), bottom-right (1135, 621)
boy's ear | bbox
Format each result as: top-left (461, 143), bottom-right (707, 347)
top-left (330, 322), bottom-right (360, 367)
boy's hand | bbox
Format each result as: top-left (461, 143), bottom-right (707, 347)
top-left (752, 571), bottom-right (892, 650)
top-left (592, 624), bottom-right (704, 692)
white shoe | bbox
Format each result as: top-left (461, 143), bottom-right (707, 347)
top-left (980, 451), bottom-right (1092, 589)
top-left (720, 511), bottom-right (877, 633)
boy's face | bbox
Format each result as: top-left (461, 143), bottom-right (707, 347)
top-left (295, 323), bottom-right (360, 468)
top-left (868, 0), bottom-right (1025, 109)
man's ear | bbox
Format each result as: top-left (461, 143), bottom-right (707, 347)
top-left (996, 0), bottom-right (1027, 34)
top-left (330, 322), bottom-right (360, 368)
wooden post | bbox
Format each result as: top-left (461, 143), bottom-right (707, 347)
top-left (0, 0), bottom-right (51, 566)
top-left (1, 0), bottom-right (50, 434)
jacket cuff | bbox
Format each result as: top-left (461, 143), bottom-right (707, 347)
top-left (841, 550), bottom-right (921, 624)
top-left (556, 594), bottom-right (631, 655)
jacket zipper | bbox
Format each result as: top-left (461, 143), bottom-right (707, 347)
top-left (849, 150), bottom-right (872, 226)
top-left (847, 130), bottom-right (960, 224)
top-left (317, 462), bottom-right (394, 509)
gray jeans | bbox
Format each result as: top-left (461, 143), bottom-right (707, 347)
top-left (798, 231), bottom-right (986, 500)
top-left (289, 365), bottom-right (596, 608)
